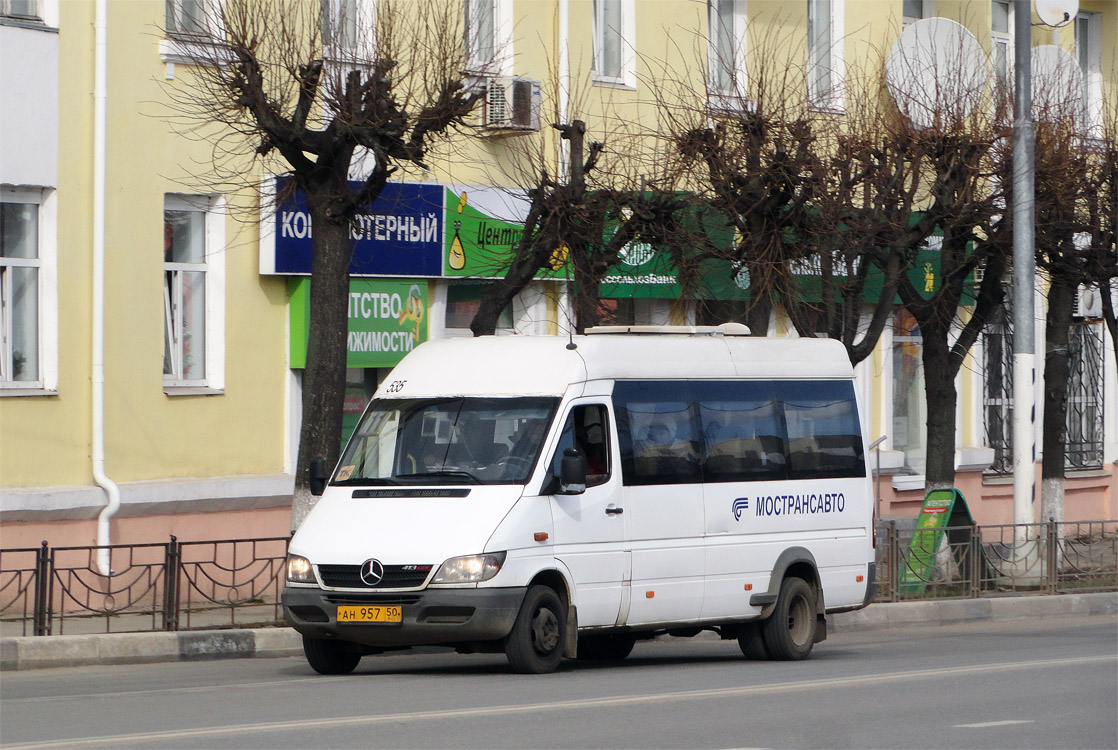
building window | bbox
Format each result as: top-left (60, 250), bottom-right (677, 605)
top-left (990, 0), bottom-right (1013, 92)
top-left (465, 0), bottom-right (496, 71)
top-left (0, 199), bottom-right (39, 387)
top-left (1075, 11), bottom-right (1102, 137)
top-left (1, 0), bottom-right (40, 21)
top-left (708, 0), bottom-right (746, 97)
top-left (902, 0), bottom-right (933, 25)
top-left (444, 283), bottom-right (511, 331)
top-left (892, 308), bottom-right (926, 475)
top-left (984, 308), bottom-right (1104, 474)
top-left (983, 304), bottom-right (1013, 474)
top-left (163, 195), bottom-right (224, 389)
top-left (593, 0), bottom-right (634, 87)
top-left (1065, 322), bottom-right (1104, 470)
top-left (321, 0), bottom-right (357, 52)
top-left (165, 0), bottom-right (212, 37)
top-left (807, 0), bottom-right (842, 109)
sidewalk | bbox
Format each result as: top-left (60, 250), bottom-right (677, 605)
top-left (2, 592), bottom-right (1114, 671)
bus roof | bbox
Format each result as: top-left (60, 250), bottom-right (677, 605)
top-left (375, 332), bottom-right (854, 399)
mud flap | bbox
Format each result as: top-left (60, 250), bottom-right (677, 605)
top-left (563, 604), bottom-right (578, 658)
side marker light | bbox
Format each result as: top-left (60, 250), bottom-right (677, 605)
top-left (534, 532), bottom-right (549, 542)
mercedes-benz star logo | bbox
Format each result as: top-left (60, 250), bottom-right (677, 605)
top-left (359, 558), bottom-right (385, 587)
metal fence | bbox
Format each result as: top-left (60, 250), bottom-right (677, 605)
top-left (875, 519), bottom-right (1118, 601)
top-left (0, 536), bottom-right (289, 637)
top-left (2, 522), bottom-right (1115, 636)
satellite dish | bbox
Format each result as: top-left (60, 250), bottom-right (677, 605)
top-left (1031, 45), bottom-right (1084, 119)
top-left (886, 18), bottom-right (987, 130)
top-left (1036, 0), bottom-right (1078, 28)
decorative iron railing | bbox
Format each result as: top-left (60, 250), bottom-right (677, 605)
top-left (1, 523), bottom-right (1114, 636)
top-left (1, 536), bottom-right (290, 636)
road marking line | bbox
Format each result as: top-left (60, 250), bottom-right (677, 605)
top-left (953, 720), bottom-right (1034, 729)
top-left (5, 654), bottom-right (1114, 750)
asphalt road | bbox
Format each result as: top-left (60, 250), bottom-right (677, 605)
top-left (2, 616), bottom-right (1115, 750)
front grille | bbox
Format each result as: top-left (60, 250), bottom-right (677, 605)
top-left (318, 564), bottom-right (433, 589)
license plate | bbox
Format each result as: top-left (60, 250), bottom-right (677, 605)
top-left (336, 605), bottom-right (403, 623)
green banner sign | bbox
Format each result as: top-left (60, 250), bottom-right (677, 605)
top-left (289, 278), bottom-right (428, 369)
top-left (442, 186), bottom-right (567, 280)
top-left (899, 488), bottom-right (975, 595)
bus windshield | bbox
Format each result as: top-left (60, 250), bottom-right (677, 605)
top-left (332, 397), bottom-right (559, 486)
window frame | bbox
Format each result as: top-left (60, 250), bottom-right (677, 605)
top-left (162, 194), bottom-right (225, 393)
top-left (707, 0), bottom-right (748, 104)
top-left (1075, 10), bottom-right (1102, 139)
top-left (165, 0), bottom-right (219, 40)
top-left (806, 0), bottom-right (844, 111)
top-left (0, 187), bottom-right (56, 394)
top-left (990, 0), bottom-right (1014, 94)
top-left (1, 0), bottom-right (41, 22)
top-left (592, 0), bottom-right (635, 89)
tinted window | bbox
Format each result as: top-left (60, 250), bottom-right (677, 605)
top-left (613, 379), bottom-right (864, 485)
top-left (614, 382), bottom-right (702, 485)
top-left (781, 380), bottom-right (866, 479)
top-left (696, 381), bottom-right (788, 482)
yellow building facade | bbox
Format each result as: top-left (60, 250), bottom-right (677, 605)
top-left (1, 0), bottom-right (1114, 550)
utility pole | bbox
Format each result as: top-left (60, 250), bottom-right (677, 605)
top-left (1011, 0), bottom-right (1036, 544)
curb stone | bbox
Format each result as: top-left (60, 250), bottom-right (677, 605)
top-left (1, 592), bottom-right (1114, 671)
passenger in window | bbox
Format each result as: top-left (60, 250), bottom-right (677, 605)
top-left (575, 423), bottom-right (608, 481)
top-left (637, 421), bottom-right (673, 456)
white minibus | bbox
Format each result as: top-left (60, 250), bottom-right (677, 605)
top-left (282, 326), bottom-right (875, 674)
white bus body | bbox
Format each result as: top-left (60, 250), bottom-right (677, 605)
top-left (282, 328), bottom-right (875, 674)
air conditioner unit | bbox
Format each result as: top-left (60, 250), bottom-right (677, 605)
top-left (482, 77), bottom-right (541, 134)
top-left (1073, 283), bottom-right (1103, 319)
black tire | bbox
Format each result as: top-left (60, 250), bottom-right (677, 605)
top-left (302, 635), bottom-right (361, 675)
top-left (577, 633), bottom-right (636, 661)
top-left (761, 577), bottom-right (817, 661)
top-left (505, 585), bottom-right (566, 674)
top-left (737, 621), bottom-right (769, 660)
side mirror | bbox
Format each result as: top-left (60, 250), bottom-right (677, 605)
top-left (309, 456), bottom-right (329, 497)
top-left (558, 448), bottom-right (587, 495)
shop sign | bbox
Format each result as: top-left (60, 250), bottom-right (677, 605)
top-left (264, 177), bottom-right (444, 276)
top-left (289, 278), bottom-right (429, 368)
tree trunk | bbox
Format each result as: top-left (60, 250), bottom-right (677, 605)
top-left (921, 321), bottom-right (957, 490)
top-left (291, 197), bottom-right (353, 530)
top-left (1041, 277), bottom-right (1075, 526)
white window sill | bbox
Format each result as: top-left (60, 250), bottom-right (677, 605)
top-left (0, 387), bottom-right (58, 397)
top-left (892, 474), bottom-right (926, 492)
top-left (158, 37), bottom-right (230, 68)
top-left (164, 386), bottom-right (224, 397)
top-left (707, 94), bottom-right (755, 115)
top-left (0, 17), bottom-right (56, 32)
top-left (592, 76), bottom-right (636, 91)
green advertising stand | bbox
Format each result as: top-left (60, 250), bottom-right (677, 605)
top-left (899, 488), bottom-right (984, 595)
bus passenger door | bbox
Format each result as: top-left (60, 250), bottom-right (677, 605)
top-left (548, 402), bottom-right (629, 629)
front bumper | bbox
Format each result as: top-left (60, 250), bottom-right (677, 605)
top-left (282, 585), bottom-right (526, 648)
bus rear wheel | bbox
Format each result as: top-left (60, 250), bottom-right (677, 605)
top-left (761, 577), bottom-right (816, 661)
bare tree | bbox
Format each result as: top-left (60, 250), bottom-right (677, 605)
top-left (469, 110), bottom-right (692, 335)
top-left (163, 0), bottom-right (480, 527)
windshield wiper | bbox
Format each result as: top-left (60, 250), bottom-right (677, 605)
top-left (395, 470), bottom-right (481, 485)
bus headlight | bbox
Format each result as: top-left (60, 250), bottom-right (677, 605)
top-left (285, 554), bottom-right (316, 584)
top-left (432, 552), bottom-right (506, 584)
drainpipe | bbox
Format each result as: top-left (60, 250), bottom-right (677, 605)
top-left (558, 0), bottom-right (569, 177)
top-left (93, 0), bottom-right (120, 575)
